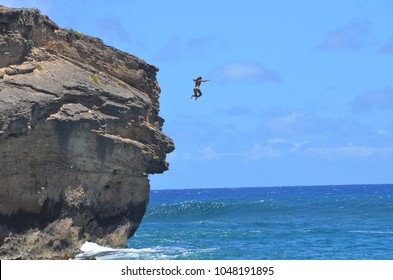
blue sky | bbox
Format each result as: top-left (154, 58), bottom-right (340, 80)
top-left (5, 0), bottom-right (393, 189)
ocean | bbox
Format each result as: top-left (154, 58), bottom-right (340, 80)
top-left (77, 184), bottom-right (393, 260)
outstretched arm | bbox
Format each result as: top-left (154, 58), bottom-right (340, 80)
top-left (201, 79), bottom-right (210, 82)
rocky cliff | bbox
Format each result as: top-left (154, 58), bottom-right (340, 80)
top-left (0, 6), bottom-right (174, 259)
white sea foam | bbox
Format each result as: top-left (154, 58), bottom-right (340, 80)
top-left (76, 242), bottom-right (218, 260)
top-left (75, 242), bottom-right (160, 260)
top-left (349, 230), bottom-right (393, 234)
top-left (75, 242), bottom-right (118, 259)
top-left (75, 241), bottom-right (209, 260)
top-left (80, 241), bottom-right (112, 253)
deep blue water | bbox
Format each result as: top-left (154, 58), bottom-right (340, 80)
top-left (87, 185), bottom-right (393, 260)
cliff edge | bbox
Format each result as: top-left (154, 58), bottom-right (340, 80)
top-left (0, 6), bottom-right (174, 259)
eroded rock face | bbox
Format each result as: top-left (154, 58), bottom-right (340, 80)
top-left (0, 6), bottom-right (174, 259)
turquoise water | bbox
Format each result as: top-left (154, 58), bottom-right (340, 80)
top-left (90, 185), bottom-right (393, 260)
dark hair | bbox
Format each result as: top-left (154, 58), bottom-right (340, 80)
top-left (197, 76), bottom-right (202, 80)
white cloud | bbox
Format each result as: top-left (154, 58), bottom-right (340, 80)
top-left (199, 147), bottom-right (218, 161)
top-left (351, 88), bottom-right (393, 113)
top-left (265, 112), bottom-right (314, 136)
top-left (211, 61), bottom-right (281, 84)
top-left (315, 21), bottom-right (372, 51)
top-left (183, 146), bottom-right (219, 161)
top-left (181, 144), bottom-right (281, 161)
top-left (268, 138), bottom-right (306, 149)
top-left (304, 143), bottom-right (393, 159)
top-left (305, 143), bottom-right (373, 159)
top-left (243, 144), bottom-right (281, 160)
top-left (156, 35), bottom-right (226, 62)
top-left (377, 129), bottom-right (388, 135)
top-left (267, 112), bottom-right (299, 130)
top-left (178, 140), bottom-right (393, 163)
top-left (260, 107), bottom-right (372, 139)
top-left (379, 37), bottom-right (393, 53)
top-left (225, 106), bottom-right (253, 117)
top-left (267, 138), bottom-right (288, 145)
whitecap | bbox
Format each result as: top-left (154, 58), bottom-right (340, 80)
top-left (75, 242), bottom-right (163, 260)
top-left (75, 242), bottom-right (210, 260)
top-left (80, 241), bottom-right (112, 253)
top-left (349, 230), bottom-right (393, 234)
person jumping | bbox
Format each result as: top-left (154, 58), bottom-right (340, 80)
top-left (191, 76), bottom-right (210, 100)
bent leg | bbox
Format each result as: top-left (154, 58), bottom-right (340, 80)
top-left (192, 88), bottom-right (198, 99)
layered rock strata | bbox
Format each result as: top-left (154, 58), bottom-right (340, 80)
top-left (0, 6), bottom-right (174, 259)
